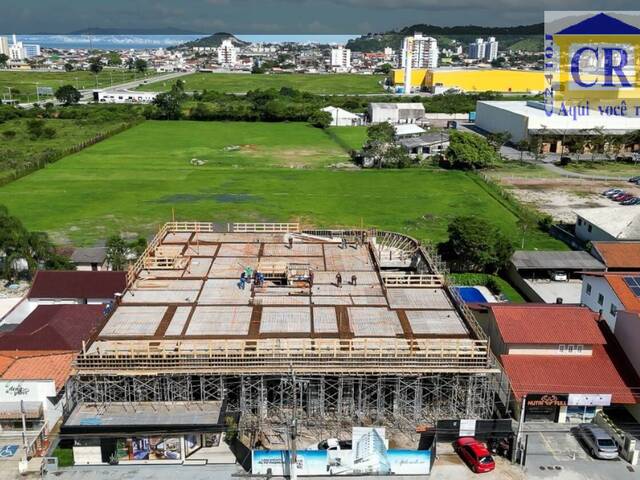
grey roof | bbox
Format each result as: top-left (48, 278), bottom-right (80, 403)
top-left (511, 250), bottom-right (605, 270)
top-left (71, 247), bottom-right (107, 264)
top-left (399, 132), bottom-right (450, 149)
top-left (370, 102), bottom-right (425, 111)
top-left (65, 401), bottom-right (224, 427)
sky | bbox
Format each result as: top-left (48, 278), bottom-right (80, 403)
top-left (3, 0), bottom-right (640, 34)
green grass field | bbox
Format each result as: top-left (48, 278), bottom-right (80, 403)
top-left (0, 70), bottom-right (158, 102)
top-left (138, 73), bottom-right (386, 94)
top-left (0, 121), bottom-right (563, 250)
top-left (0, 118), bottom-right (132, 182)
top-left (326, 126), bottom-right (367, 151)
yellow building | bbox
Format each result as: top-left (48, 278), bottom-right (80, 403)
top-left (391, 68), bottom-right (543, 93)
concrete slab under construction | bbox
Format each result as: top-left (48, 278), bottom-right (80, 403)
top-left (73, 223), bottom-right (498, 431)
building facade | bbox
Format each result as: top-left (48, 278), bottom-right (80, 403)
top-left (330, 46), bottom-right (351, 70)
top-left (217, 39), bottom-right (238, 67)
top-left (401, 33), bottom-right (438, 69)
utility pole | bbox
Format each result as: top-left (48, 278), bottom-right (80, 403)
top-left (290, 366), bottom-right (298, 480)
top-left (36, 82), bottom-right (39, 103)
top-left (513, 394), bottom-right (527, 463)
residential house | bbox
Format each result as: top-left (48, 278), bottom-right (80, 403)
top-left (478, 304), bottom-right (635, 423)
top-left (574, 207), bottom-right (640, 243)
top-left (398, 132), bottom-right (449, 158)
top-left (70, 247), bottom-right (109, 271)
top-left (321, 106), bottom-right (362, 127)
top-left (580, 272), bottom-right (638, 331)
top-left (591, 242), bottom-right (640, 271)
top-left (368, 103), bottom-right (425, 125)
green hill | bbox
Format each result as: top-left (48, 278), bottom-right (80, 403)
top-left (180, 32), bottom-right (249, 49)
top-left (347, 23), bottom-right (543, 53)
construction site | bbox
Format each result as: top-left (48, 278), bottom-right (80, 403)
top-left (66, 222), bottom-right (503, 452)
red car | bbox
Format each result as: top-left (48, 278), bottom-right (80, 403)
top-left (454, 437), bottom-right (496, 473)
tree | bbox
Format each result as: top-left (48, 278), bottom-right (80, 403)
top-left (444, 131), bottom-right (500, 169)
top-left (64, 62), bottom-right (74, 72)
top-left (486, 131), bottom-right (512, 153)
top-left (516, 139), bottom-right (529, 164)
top-left (106, 236), bottom-right (128, 271)
top-left (438, 216), bottom-right (514, 273)
top-left (308, 110), bottom-right (332, 129)
top-left (106, 52), bottom-right (122, 66)
top-left (26, 119), bottom-right (45, 139)
top-left (377, 63), bottom-right (393, 74)
top-left (88, 57), bottom-right (103, 75)
top-left (367, 122), bottom-right (395, 144)
top-left (134, 59), bottom-right (148, 73)
top-left (0, 53), bottom-right (9, 68)
top-left (125, 58), bottom-right (135, 70)
top-left (55, 85), bottom-right (81, 106)
top-left (151, 91), bottom-right (183, 120)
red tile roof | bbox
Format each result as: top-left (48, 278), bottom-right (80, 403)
top-left (501, 345), bottom-right (636, 404)
top-left (1, 353), bottom-right (75, 392)
top-left (0, 355), bottom-right (14, 375)
top-left (0, 304), bottom-right (105, 351)
top-left (593, 242), bottom-right (640, 270)
top-left (489, 304), bottom-right (604, 345)
top-left (602, 273), bottom-right (640, 313)
top-left (28, 271), bottom-right (126, 299)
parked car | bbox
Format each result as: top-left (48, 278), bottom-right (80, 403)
top-left (577, 424), bottom-right (619, 460)
top-left (622, 197), bottom-right (640, 205)
top-left (454, 437), bottom-right (496, 473)
top-left (604, 189), bottom-right (623, 198)
top-left (550, 270), bottom-right (568, 282)
top-left (613, 193), bottom-right (634, 202)
top-left (629, 176), bottom-right (640, 183)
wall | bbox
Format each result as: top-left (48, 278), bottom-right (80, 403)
top-left (580, 275), bottom-right (621, 331)
top-left (475, 101), bottom-right (529, 142)
top-left (390, 68), bottom-right (428, 88)
top-left (428, 69), bottom-right (543, 93)
top-left (507, 344), bottom-right (592, 356)
top-left (575, 216), bottom-right (615, 243)
top-left (0, 380), bottom-right (60, 430)
top-left (613, 311), bottom-right (640, 377)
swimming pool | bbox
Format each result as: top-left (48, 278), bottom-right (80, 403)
top-left (454, 286), bottom-right (488, 303)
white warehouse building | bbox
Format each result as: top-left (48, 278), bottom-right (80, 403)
top-left (475, 100), bottom-right (640, 144)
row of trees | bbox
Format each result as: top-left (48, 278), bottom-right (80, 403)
top-left (0, 206), bottom-right (73, 281)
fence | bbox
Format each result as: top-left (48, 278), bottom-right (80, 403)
top-left (382, 273), bottom-right (445, 287)
top-left (0, 120), bottom-right (142, 188)
top-left (232, 223), bottom-right (300, 233)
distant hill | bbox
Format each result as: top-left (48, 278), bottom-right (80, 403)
top-left (346, 23), bottom-right (544, 53)
top-left (67, 27), bottom-right (205, 35)
top-left (179, 32), bottom-right (250, 49)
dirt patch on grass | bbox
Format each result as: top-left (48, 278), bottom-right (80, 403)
top-left (497, 176), bottom-right (640, 223)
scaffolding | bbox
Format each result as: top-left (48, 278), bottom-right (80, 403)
top-left (73, 222), bottom-right (503, 433)
top-left (70, 372), bottom-right (494, 431)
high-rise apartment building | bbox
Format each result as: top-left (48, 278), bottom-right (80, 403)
top-left (401, 33), bottom-right (438, 69)
top-left (330, 46), bottom-right (351, 70)
top-left (217, 39), bottom-right (238, 67)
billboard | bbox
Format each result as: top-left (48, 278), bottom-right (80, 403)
top-left (252, 428), bottom-right (431, 476)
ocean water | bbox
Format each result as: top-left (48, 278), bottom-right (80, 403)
top-left (6, 34), bottom-right (358, 50)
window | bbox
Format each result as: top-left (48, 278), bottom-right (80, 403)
top-left (578, 219), bottom-right (582, 226)
top-left (610, 304), bottom-right (617, 316)
top-left (588, 225), bottom-right (593, 232)
top-left (567, 345), bottom-right (575, 353)
top-left (597, 294), bottom-right (604, 306)
top-left (576, 345), bottom-right (583, 353)
top-left (559, 344), bottom-right (566, 353)
top-left (586, 283), bottom-right (592, 295)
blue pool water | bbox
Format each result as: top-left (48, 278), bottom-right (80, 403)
top-left (455, 286), bottom-right (488, 303)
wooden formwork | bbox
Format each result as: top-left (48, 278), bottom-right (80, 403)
top-left (382, 273), bottom-right (445, 287)
top-left (233, 223), bottom-right (300, 233)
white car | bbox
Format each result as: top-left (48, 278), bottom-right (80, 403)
top-left (550, 271), bottom-right (568, 282)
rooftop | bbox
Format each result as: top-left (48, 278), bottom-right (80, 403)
top-left (370, 102), bottom-right (425, 110)
top-left (575, 207), bottom-right (640, 240)
top-left (585, 272), bottom-right (640, 313)
top-left (77, 223), bottom-right (492, 375)
top-left (489, 304), bottom-right (604, 345)
top-left (0, 352), bottom-right (75, 392)
top-left (502, 344), bottom-right (636, 404)
top-left (592, 242), bottom-right (640, 270)
top-left (0, 304), bottom-right (106, 351)
top-left (511, 250), bottom-right (604, 271)
top-left (28, 270), bottom-right (126, 299)
top-left (70, 247), bottom-right (107, 265)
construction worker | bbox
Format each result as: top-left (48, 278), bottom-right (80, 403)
top-left (351, 274), bottom-right (357, 286)
top-left (309, 270), bottom-right (314, 287)
top-left (288, 236), bottom-right (294, 249)
top-left (239, 272), bottom-right (246, 290)
top-left (336, 272), bottom-right (342, 288)
top-left (341, 237), bottom-right (347, 250)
